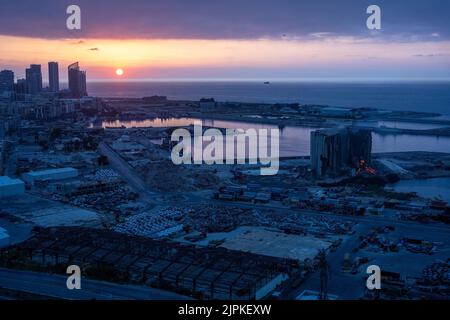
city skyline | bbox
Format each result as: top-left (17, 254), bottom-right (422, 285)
top-left (0, 0), bottom-right (450, 81)
top-left (0, 61), bottom-right (87, 98)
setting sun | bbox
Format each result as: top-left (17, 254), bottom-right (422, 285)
top-left (115, 68), bottom-right (124, 76)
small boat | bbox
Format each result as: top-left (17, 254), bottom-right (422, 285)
top-left (264, 81), bottom-right (270, 84)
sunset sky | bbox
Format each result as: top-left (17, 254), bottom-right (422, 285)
top-left (1, 0), bottom-right (449, 82)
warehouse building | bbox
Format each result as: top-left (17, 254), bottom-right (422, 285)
top-left (4, 227), bottom-right (295, 300)
top-left (0, 176), bottom-right (25, 198)
top-left (22, 167), bottom-right (78, 184)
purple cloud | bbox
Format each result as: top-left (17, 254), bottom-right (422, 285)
top-left (0, 0), bottom-right (449, 41)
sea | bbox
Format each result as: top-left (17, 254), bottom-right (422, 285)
top-left (87, 81), bottom-right (450, 116)
top-left (88, 80), bottom-right (450, 156)
top-left (387, 177), bottom-right (450, 203)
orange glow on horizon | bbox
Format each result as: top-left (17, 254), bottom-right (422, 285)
top-left (1, 35), bottom-right (449, 80)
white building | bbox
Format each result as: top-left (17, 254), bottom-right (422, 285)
top-left (0, 176), bottom-right (25, 198)
top-left (22, 167), bottom-right (78, 184)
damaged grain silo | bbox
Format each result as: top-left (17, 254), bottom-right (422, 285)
top-left (310, 127), bottom-right (372, 178)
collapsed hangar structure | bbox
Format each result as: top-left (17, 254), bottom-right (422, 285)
top-left (0, 227), bottom-right (295, 300)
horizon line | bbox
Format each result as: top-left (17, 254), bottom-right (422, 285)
top-left (45, 77), bottom-right (450, 84)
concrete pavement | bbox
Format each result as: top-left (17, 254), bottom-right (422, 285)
top-left (0, 268), bottom-right (190, 300)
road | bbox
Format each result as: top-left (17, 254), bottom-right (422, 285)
top-left (0, 268), bottom-right (190, 300)
top-left (98, 141), bottom-right (156, 201)
top-left (284, 224), bottom-right (372, 300)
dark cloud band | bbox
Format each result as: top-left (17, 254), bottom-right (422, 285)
top-left (0, 0), bottom-right (449, 40)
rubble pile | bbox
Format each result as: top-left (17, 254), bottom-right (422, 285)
top-left (53, 185), bottom-right (138, 213)
top-left (281, 214), bottom-right (356, 236)
top-left (143, 161), bottom-right (221, 192)
top-left (402, 238), bottom-right (436, 255)
top-left (357, 227), bottom-right (399, 253)
top-left (418, 260), bottom-right (450, 294)
top-left (183, 205), bottom-right (258, 233)
top-left (169, 204), bottom-right (355, 236)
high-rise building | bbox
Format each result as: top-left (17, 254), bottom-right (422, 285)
top-left (48, 62), bottom-right (59, 92)
top-left (25, 64), bottom-right (43, 94)
top-left (15, 79), bottom-right (27, 94)
top-left (310, 127), bottom-right (372, 178)
top-left (79, 70), bottom-right (87, 97)
top-left (0, 70), bottom-right (14, 94)
top-left (68, 62), bottom-right (87, 98)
